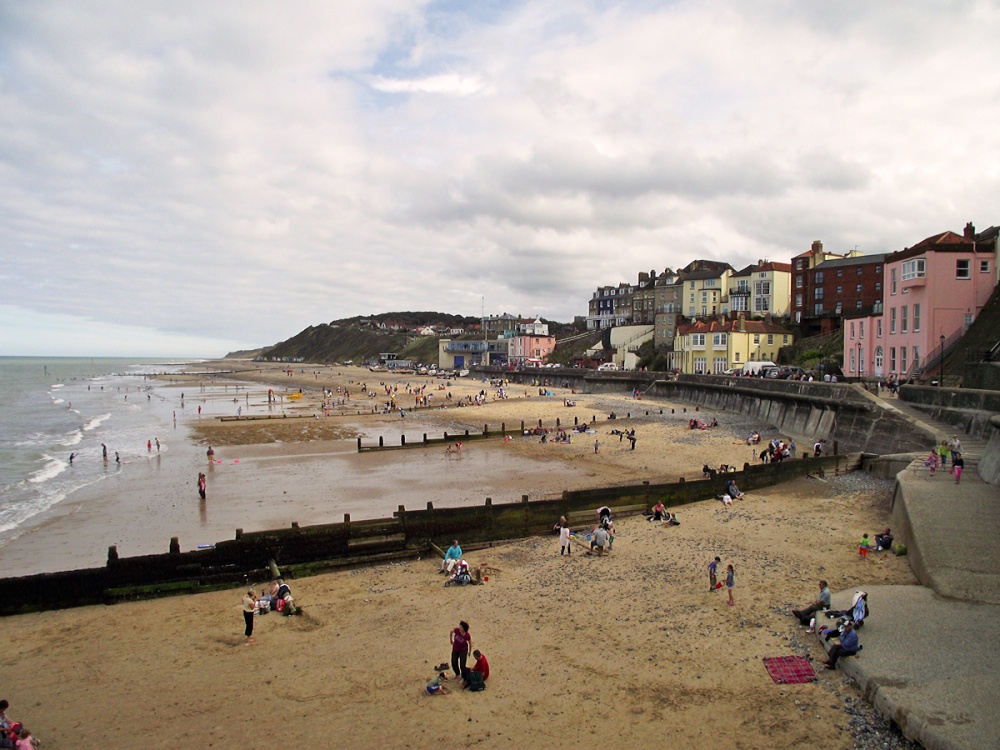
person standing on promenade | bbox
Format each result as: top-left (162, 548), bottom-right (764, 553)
top-left (242, 589), bottom-right (257, 645)
top-left (709, 556), bottom-right (720, 592)
top-left (450, 621), bottom-right (472, 679)
top-left (725, 564), bottom-right (735, 606)
top-left (953, 452), bottom-right (964, 484)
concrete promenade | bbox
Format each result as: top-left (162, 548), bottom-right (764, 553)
top-left (817, 396), bottom-right (1000, 750)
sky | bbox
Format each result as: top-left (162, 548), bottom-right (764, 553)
top-left (2, 1), bottom-right (999, 357)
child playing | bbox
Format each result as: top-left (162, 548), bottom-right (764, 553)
top-left (859, 533), bottom-right (870, 560)
top-left (426, 672), bottom-right (450, 696)
top-left (15, 727), bottom-right (38, 749)
top-left (924, 449), bottom-right (939, 476)
top-left (725, 564), bottom-right (735, 606)
top-left (559, 523), bottom-right (571, 556)
top-left (953, 452), bottom-right (964, 484)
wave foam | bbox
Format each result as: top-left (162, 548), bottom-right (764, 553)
top-left (83, 413), bottom-right (111, 432)
top-left (28, 454), bottom-right (66, 484)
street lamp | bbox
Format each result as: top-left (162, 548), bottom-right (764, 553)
top-left (939, 334), bottom-right (945, 387)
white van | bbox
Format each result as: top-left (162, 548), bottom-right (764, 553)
top-left (597, 362), bottom-right (619, 371)
top-left (740, 360), bottom-right (776, 376)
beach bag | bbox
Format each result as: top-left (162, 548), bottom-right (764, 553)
top-left (466, 670), bottom-right (486, 692)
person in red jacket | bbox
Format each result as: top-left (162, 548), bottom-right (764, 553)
top-left (471, 649), bottom-right (489, 681)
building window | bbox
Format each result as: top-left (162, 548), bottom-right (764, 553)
top-left (735, 352), bottom-right (741, 362)
top-left (890, 347), bottom-right (896, 372)
top-left (875, 347), bottom-right (883, 370)
top-left (856, 301), bottom-right (862, 309)
top-left (902, 259), bottom-right (926, 280)
top-left (835, 302), bottom-right (843, 313)
top-left (876, 265), bottom-right (882, 274)
top-left (814, 288), bottom-right (824, 300)
top-left (837, 269), bottom-right (843, 277)
top-left (813, 303), bottom-right (824, 315)
top-left (875, 282), bottom-right (881, 291)
top-left (850, 322), bottom-right (855, 340)
top-left (755, 281), bottom-right (771, 296)
top-left (836, 285), bottom-right (843, 295)
top-left (796, 260), bottom-right (804, 270)
top-left (981, 260), bottom-right (991, 273)
top-left (796, 277), bottom-right (803, 288)
top-left (856, 284), bottom-right (863, 294)
top-left (712, 333), bottom-right (727, 347)
top-left (965, 313), bottom-right (974, 327)
top-left (783, 335), bottom-right (789, 343)
top-left (891, 268), bottom-right (898, 294)
top-left (901, 306), bottom-right (908, 333)
top-left (753, 334), bottom-right (760, 344)
top-left (706, 279), bottom-right (716, 287)
top-left (890, 307), bottom-right (897, 333)
top-left (694, 357), bottom-right (707, 373)
top-left (877, 319), bottom-right (882, 337)
top-left (913, 347), bottom-right (920, 370)
top-left (714, 357), bottom-right (726, 374)
top-left (857, 266), bottom-right (863, 276)
top-left (913, 304), bottom-right (920, 331)
top-left (795, 293), bottom-right (803, 307)
top-left (815, 271), bottom-right (825, 284)
top-left (767, 334), bottom-right (774, 345)
top-left (956, 259), bottom-right (971, 279)
top-left (849, 349), bottom-right (855, 372)
top-left (900, 346), bottom-right (907, 372)
top-left (692, 334), bottom-right (705, 346)
top-left (860, 321), bottom-right (865, 339)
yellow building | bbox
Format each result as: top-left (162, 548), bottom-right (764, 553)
top-left (673, 315), bottom-right (794, 374)
top-left (727, 261), bottom-right (793, 318)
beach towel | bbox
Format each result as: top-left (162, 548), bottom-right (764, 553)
top-left (762, 656), bottom-right (816, 684)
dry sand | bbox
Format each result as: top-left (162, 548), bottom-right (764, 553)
top-left (0, 363), bottom-right (917, 749)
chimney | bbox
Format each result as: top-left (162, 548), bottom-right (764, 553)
top-left (964, 221), bottom-right (975, 239)
top-left (638, 272), bottom-right (649, 283)
top-left (738, 313), bottom-right (745, 332)
top-left (811, 240), bottom-right (823, 255)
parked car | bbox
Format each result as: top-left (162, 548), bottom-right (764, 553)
top-left (765, 366), bottom-right (807, 379)
top-left (597, 362), bottom-right (619, 371)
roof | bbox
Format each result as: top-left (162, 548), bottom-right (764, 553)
top-left (885, 230), bottom-right (990, 263)
top-left (731, 261), bottom-right (793, 277)
top-left (814, 253), bottom-right (887, 270)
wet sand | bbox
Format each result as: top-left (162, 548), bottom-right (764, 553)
top-left (0, 363), bottom-right (916, 748)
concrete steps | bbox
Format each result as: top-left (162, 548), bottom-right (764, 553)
top-left (875, 396), bottom-right (987, 460)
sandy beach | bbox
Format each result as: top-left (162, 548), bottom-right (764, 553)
top-left (0, 363), bottom-right (917, 748)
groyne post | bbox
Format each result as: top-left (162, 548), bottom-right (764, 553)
top-left (169, 537), bottom-right (180, 555)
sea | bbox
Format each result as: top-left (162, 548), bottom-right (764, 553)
top-left (0, 356), bottom-right (198, 553)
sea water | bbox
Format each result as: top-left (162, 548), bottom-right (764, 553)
top-left (0, 356), bottom-right (196, 550)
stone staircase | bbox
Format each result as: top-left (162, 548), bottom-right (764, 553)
top-left (878, 396), bottom-right (987, 463)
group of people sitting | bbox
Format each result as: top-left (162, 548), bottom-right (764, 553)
top-left (791, 583), bottom-right (869, 670)
top-left (439, 540), bottom-right (483, 586)
top-left (688, 418), bottom-right (718, 430)
top-left (250, 579), bottom-right (296, 616)
top-left (644, 501), bottom-right (680, 526)
top-left (0, 699), bottom-right (40, 749)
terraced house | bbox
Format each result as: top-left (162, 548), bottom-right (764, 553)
top-left (674, 315), bottom-right (794, 374)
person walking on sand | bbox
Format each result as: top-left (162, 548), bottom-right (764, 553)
top-left (953, 452), bottom-right (964, 484)
top-left (198, 472), bottom-right (207, 500)
top-left (559, 521), bottom-right (572, 556)
top-left (709, 556), bottom-right (721, 592)
top-left (594, 439), bottom-right (600, 454)
top-left (242, 589), bottom-right (257, 644)
top-left (858, 533), bottom-right (870, 560)
top-left (450, 621), bottom-right (472, 679)
top-left (725, 564), bottom-right (735, 606)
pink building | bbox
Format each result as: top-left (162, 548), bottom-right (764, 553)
top-left (508, 335), bottom-right (556, 366)
top-left (845, 223), bottom-right (997, 379)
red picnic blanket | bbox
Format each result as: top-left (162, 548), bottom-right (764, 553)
top-left (762, 656), bottom-right (816, 684)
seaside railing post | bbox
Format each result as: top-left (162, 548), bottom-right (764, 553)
top-left (521, 421), bottom-right (525, 431)
top-left (427, 501), bottom-right (436, 539)
top-left (833, 440), bottom-right (839, 455)
top-left (484, 497), bottom-right (492, 535)
top-left (398, 505), bottom-right (406, 540)
top-left (522, 494), bottom-right (530, 535)
top-left (556, 418), bottom-right (560, 427)
top-left (170, 537), bottom-right (180, 555)
top-left (401, 435), bottom-right (405, 446)
top-left (235, 529), bottom-right (243, 540)
top-left (423, 434), bottom-right (428, 444)
top-left (107, 545), bottom-right (119, 565)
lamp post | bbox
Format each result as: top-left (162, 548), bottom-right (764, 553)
top-left (939, 334), bottom-right (945, 387)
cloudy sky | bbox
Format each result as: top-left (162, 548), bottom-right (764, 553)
top-left (2, 1), bottom-right (998, 357)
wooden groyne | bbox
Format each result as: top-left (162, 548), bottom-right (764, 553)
top-left (0, 452), bottom-right (859, 616)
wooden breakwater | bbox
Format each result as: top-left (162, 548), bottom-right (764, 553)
top-left (0, 452), bottom-right (860, 616)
